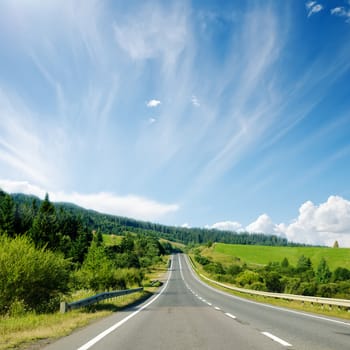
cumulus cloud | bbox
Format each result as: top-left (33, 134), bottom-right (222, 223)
top-left (146, 99), bottom-right (161, 108)
top-left (282, 196), bottom-right (350, 247)
top-left (181, 223), bottom-right (191, 228)
top-left (306, 1), bottom-right (324, 17)
top-left (246, 214), bottom-right (276, 234)
top-left (210, 196), bottom-right (350, 247)
top-left (0, 179), bottom-right (179, 222)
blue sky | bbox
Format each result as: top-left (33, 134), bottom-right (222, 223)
top-left (1, 0), bottom-right (350, 246)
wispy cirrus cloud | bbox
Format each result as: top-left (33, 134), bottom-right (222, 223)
top-left (113, 2), bottom-right (188, 69)
top-left (331, 6), bottom-right (350, 22)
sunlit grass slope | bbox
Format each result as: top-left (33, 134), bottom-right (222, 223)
top-left (210, 243), bottom-right (350, 270)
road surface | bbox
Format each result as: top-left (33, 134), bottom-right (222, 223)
top-left (44, 254), bottom-right (350, 349)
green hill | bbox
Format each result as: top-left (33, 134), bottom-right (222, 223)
top-left (212, 243), bottom-right (350, 270)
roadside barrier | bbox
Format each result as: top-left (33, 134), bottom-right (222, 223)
top-left (187, 255), bottom-right (350, 310)
top-left (60, 287), bottom-right (143, 313)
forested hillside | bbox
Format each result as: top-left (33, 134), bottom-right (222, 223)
top-left (0, 189), bottom-right (170, 315)
top-left (5, 191), bottom-right (299, 247)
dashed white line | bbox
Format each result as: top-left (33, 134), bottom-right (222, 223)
top-left (225, 312), bottom-right (236, 319)
top-left (214, 306), bottom-right (221, 311)
top-left (206, 302), bottom-right (212, 306)
top-left (261, 332), bottom-right (292, 347)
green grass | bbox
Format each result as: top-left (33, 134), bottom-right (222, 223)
top-left (210, 243), bottom-right (350, 270)
top-left (189, 254), bottom-right (350, 321)
top-left (102, 234), bottom-right (123, 246)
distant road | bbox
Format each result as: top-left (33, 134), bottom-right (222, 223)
top-left (44, 254), bottom-right (350, 350)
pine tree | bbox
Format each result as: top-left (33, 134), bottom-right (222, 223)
top-left (316, 258), bottom-right (332, 284)
top-left (0, 193), bottom-right (15, 236)
top-left (30, 193), bottom-right (59, 248)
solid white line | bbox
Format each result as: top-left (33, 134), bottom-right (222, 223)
top-left (214, 306), bottom-right (221, 311)
top-left (225, 312), bottom-right (236, 319)
top-left (184, 255), bottom-right (350, 327)
top-left (77, 257), bottom-right (173, 350)
top-left (261, 332), bottom-right (292, 347)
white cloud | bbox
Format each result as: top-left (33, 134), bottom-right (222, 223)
top-left (0, 179), bottom-right (179, 222)
top-left (146, 99), bottom-right (161, 108)
top-left (209, 196), bottom-right (350, 247)
top-left (113, 3), bottom-right (188, 67)
top-left (211, 221), bottom-right (244, 232)
top-left (191, 95), bottom-right (200, 107)
top-left (306, 2), bottom-right (324, 17)
top-left (246, 214), bottom-right (276, 234)
top-left (181, 223), bottom-right (191, 228)
top-left (282, 196), bottom-right (350, 247)
top-left (331, 7), bottom-right (350, 22)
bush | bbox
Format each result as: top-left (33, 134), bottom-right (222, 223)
top-left (317, 283), bottom-right (338, 297)
top-left (227, 264), bottom-right (242, 276)
top-left (0, 235), bottom-right (70, 314)
top-left (235, 270), bottom-right (261, 287)
top-left (297, 282), bottom-right (317, 296)
top-left (203, 262), bottom-right (225, 275)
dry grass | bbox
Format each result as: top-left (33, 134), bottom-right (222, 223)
top-left (0, 291), bottom-right (149, 350)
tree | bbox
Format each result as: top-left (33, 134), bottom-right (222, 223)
top-left (0, 193), bottom-right (15, 236)
top-left (30, 194), bottom-right (59, 249)
top-left (0, 235), bottom-right (70, 314)
top-left (297, 255), bottom-right (312, 272)
top-left (333, 240), bottom-right (339, 248)
top-left (281, 257), bottom-right (289, 268)
top-left (316, 258), bottom-right (332, 284)
top-left (332, 267), bottom-right (350, 282)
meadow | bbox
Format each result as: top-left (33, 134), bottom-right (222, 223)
top-left (207, 243), bottom-right (350, 270)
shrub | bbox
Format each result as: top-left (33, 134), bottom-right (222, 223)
top-left (235, 270), bottom-right (261, 287)
top-left (0, 235), bottom-right (70, 314)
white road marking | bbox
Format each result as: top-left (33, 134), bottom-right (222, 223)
top-left (261, 332), bottom-right (292, 347)
top-left (183, 255), bottom-right (350, 327)
top-left (206, 302), bottom-right (212, 306)
top-left (77, 257), bottom-right (173, 350)
top-left (214, 306), bottom-right (221, 311)
top-left (225, 312), bottom-right (236, 319)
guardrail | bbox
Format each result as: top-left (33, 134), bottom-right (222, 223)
top-left (187, 255), bottom-right (350, 310)
top-left (60, 287), bottom-right (144, 313)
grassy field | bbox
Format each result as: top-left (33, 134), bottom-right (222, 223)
top-left (204, 243), bottom-right (350, 270)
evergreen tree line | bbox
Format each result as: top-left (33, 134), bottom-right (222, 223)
top-left (7, 192), bottom-right (304, 247)
top-left (194, 251), bottom-right (350, 299)
top-left (0, 190), bottom-right (170, 315)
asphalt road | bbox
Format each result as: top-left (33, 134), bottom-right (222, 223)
top-left (44, 254), bottom-right (350, 350)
